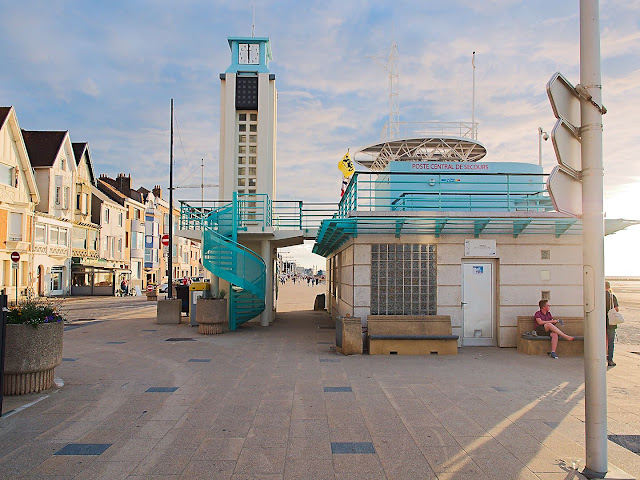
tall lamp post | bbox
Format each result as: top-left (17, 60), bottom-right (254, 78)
top-left (538, 127), bottom-right (549, 167)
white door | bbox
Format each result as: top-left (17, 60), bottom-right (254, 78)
top-left (50, 268), bottom-right (64, 296)
top-left (461, 262), bottom-right (495, 346)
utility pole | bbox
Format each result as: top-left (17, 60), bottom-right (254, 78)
top-left (168, 99), bottom-right (174, 299)
top-left (580, 1), bottom-right (608, 477)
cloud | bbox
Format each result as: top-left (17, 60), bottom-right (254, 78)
top-left (2, 1), bottom-right (640, 273)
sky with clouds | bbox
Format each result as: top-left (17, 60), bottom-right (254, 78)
top-left (1, 1), bottom-right (639, 273)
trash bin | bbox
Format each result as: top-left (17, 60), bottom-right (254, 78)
top-left (175, 285), bottom-right (189, 314)
top-left (189, 282), bottom-right (211, 326)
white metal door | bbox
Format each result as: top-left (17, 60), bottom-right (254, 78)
top-left (461, 262), bottom-right (495, 346)
top-left (50, 269), bottom-right (63, 295)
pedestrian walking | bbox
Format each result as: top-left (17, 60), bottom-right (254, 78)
top-left (605, 281), bottom-right (619, 367)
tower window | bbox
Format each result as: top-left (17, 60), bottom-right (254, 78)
top-left (249, 156), bottom-right (257, 165)
top-left (249, 125), bottom-right (257, 132)
top-left (235, 76), bottom-right (258, 110)
top-left (238, 156), bottom-right (246, 165)
top-left (250, 113), bottom-right (257, 121)
top-left (239, 124), bottom-right (246, 132)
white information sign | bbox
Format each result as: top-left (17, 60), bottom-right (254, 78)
top-left (464, 239), bottom-right (497, 257)
top-left (547, 165), bottom-right (582, 217)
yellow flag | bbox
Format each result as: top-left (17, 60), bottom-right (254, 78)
top-left (338, 151), bottom-right (355, 177)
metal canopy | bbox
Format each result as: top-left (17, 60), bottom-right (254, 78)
top-left (354, 136), bottom-right (487, 171)
top-left (312, 212), bottom-right (580, 257)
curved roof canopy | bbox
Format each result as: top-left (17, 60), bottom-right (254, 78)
top-left (354, 136), bottom-right (487, 171)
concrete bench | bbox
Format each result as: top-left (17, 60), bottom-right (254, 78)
top-left (367, 315), bottom-right (458, 355)
top-left (516, 316), bottom-right (584, 356)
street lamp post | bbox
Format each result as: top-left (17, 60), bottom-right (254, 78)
top-left (538, 127), bottom-right (549, 167)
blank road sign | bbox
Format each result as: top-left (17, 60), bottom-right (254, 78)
top-left (547, 166), bottom-right (582, 217)
top-left (552, 119), bottom-right (581, 176)
top-left (547, 72), bottom-right (581, 131)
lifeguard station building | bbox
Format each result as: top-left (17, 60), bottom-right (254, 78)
top-left (179, 34), bottom-right (630, 349)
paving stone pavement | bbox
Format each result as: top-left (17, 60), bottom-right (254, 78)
top-left (1, 282), bottom-right (639, 479)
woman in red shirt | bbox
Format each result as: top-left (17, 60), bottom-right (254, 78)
top-left (534, 299), bottom-right (574, 359)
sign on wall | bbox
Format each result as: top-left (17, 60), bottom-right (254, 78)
top-left (464, 239), bottom-right (496, 257)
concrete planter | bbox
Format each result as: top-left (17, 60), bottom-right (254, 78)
top-left (196, 298), bottom-right (227, 334)
top-left (3, 322), bottom-right (64, 395)
top-left (146, 289), bottom-right (158, 301)
top-left (157, 299), bottom-right (182, 324)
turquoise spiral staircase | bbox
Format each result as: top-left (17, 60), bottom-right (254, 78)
top-left (202, 200), bottom-right (266, 331)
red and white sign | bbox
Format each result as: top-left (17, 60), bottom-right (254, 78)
top-left (10, 251), bottom-right (20, 262)
top-left (161, 234), bottom-right (170, 247)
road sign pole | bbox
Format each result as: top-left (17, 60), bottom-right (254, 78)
top-left (580, 1), bottom-right (607, 477)
top-left (0, 294), bottom-right (7, 417)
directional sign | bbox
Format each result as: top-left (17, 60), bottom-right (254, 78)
top-left (161, 234), bottom-right (170, 247)
top-left (547, 166), bottom-right (582, 217)
top-left (10, 251), bottom-right (20, 262)
top-left (551, 119), bottom-right (581, 177)
top-left (547, 72), bottom-right (581, 132)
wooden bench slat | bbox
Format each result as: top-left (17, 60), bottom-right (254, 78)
top-left (521, 335), bottom-right (584, 341)
top-left (370, 335), bottom-right (459, 340)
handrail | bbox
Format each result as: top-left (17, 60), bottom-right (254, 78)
top-left (335, 171), bottom-right (553, 217)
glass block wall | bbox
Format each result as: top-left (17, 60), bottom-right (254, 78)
top-left (371, 244), bottom-right (437, 315)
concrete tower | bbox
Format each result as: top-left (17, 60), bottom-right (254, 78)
top-left (219, 37), bottom-right (276, 202)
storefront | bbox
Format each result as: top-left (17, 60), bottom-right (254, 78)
top-left (70, 257), bottom-right (130, 296)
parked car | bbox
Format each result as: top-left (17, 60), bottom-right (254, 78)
top-left (159, 283), bottom-right (169, 293)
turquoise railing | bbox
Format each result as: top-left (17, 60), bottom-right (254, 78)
top-left (335, 171), bottom-right (553, 217)
top-left (199, 196), bottom-right (266, 330)
top-left (180, 198), bottom-right (338, 233)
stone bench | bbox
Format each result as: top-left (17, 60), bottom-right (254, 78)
top-left (516, 316), bottom-right (584, 356)
top-left (367, 315), bottom-right (458, 355)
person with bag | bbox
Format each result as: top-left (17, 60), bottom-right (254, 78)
top-left (605, 281), bottom-right (621, 367)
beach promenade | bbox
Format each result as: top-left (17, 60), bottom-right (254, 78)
top-left (1, 281), bottom-right (639, 479)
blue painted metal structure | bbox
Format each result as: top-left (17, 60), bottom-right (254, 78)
top-left (200, 194), bottom-right (266, 330)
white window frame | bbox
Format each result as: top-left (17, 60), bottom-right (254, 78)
top-left (35, 223), bottom-right (46, 244)
top-left (8, 213), bottom-right (23, 241)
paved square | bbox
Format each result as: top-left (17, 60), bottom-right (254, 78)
top-left (1, 284), bottom-right (638, 478)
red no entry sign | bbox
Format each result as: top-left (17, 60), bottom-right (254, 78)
top-left (161, 234), bottom-right (170, 247)
top-left (10, 251), bottom-right (20, 262)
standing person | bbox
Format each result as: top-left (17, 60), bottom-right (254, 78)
top-left (605, 281), bottom-right (619, 367)
top-left (534, 299), bottom-right (574, 359)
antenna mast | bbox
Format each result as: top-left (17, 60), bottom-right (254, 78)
top-left (251, 0), bottom-right (256, 37)
top-left (472, 51), bottom-right (476, 139)
top-left (368, 29), bottom-right (400, 141)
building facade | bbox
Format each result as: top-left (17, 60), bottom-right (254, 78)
top-left (0, 107), bottom-right (40, 301)
top-left (23, 129), bottom-right (80, 296)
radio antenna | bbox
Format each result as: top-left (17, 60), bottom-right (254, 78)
top-left (251, 0), bottom-right (256, 37)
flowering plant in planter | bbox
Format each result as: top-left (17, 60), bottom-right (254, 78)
top-left (6, 296), bottom-right (66, 327)
top-left (3, 295), bottom-right (66, 395)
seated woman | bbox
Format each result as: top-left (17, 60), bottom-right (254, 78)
top-left (534, 299), bottom-right (574, 359)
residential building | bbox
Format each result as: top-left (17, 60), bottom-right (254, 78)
top-left (68, 142), bottom-right (103, 295)
top-left (98, 174), bottom-right (146, 292)
top-left (22, 129), bottom-right (78, 296)
top-left (150, 185), bottom-right (199, 283)
top-left (91, 183), bottom-right (128, 295)
top-left (0, 107), bottom-right (40, 301)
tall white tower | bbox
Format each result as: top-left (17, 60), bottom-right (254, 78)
top-left (219, 37), bottom-right (277, 202)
